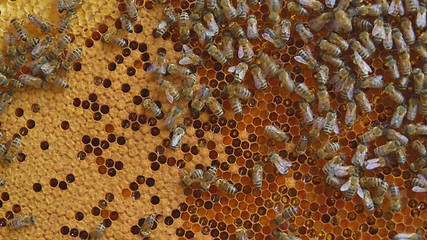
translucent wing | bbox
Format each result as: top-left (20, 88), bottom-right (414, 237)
top-left (165, 91), bottom-right (174, 103)
top-left (183, 44), bottom-right (191, 53)
top-left (346, 83), bottom-right (354, 100)
top-left (238, 46), bottom-right (244, 59)
top-left (158, 20), bottom-right (168, 29)
top-left (353, 51), bottom-right (372, 75)
top-left (178, 56), bottom-right (192, 65)
top-left (294, 56), bottom-right (307, 65)
top-left (206, 20), bottom-right (219, 34)
top-left (333, 119), bottom-right (340, 134)
top-left (236, 68), bottom-right (245, 79)
top-left (262, 33), bottom-right (275, 43)
top-left (334, 76), bottom-right (347, 92)
top-left (412, 186), bottom-right (427, 192)
top-left (357, 184), bottom-right (365, 198)
top-left (365, 158), bottom-right (380, 170)
top-left (228, 66), bottom-right (237, 73)
top-left (372, 24), bottom-right (386, 40)
top-left (417, 9), bottom-right (426, 28)
top-left (388, 0), bottom-right (397, 14)
top-left (340, 180), bottom-right (351, 191)
top-left (334, 166), bottom-right (350, 177)
top-left (254, 77), bottom-right (263, 89)
top-left (247, 23), bottom-right (258, 39)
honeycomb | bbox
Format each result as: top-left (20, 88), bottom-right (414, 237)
top-left (0, 0), bottom-right (427, 239)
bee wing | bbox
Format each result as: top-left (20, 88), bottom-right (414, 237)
top-left (340, 179), bottom-right (352, 191)
top-left (165, 91), bottom-right (174, 103)
top-left (353, 51), bottom-right (372, 74)
top-left (178, 56), bottom-right (192, 65)
top-left (346, 83), bottom-right (354, 100)
top-left (247, 23), bottom-right (258, 39)
top-left (158, 20), bottom-right (168, 29)
top-left (262, 33), bottom-right (275, 43)
top-left (334, 166), bottom-right (350, 177)
top-left (365, 158), bottom-right (380, 170)
top-left (416, 10), bottom-right (426, 28)
top-left (417, 174), bottom-right (427, 181)
top-left (228, 66), bottom-right (237, 73)
top-left (294, 56), bottom-right (307, 65)
top-left (412, 186), bottom-right (427, 192)
top-left (183, 44), bottom-right (192, 53)
top-left (238, 46), bottom-right (244, 59)
top-left (333, 119), bottom-right (340, 134)
top-left (397, 0), bottom-right (405, 15)
top-left (372, 25), bottom-right (386, 40)
top-left (206, 20), bottom-right (219, 34)
top-left (357, 184), bottom-right (365, 198)
top-left (334, 76), bottom-right (347, 92)
top-left (236, 68), bottom-right (246, 80)
top-left (388, 0), bottom-right (397, 14)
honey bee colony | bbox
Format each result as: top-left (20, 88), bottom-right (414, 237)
top-left (1, 0), bottom-right (427, 239)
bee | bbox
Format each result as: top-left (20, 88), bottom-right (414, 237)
top-left (202, 12), bottom-right (218, 36)
top-left (224, 84), bottom-right (252, 100)
top-left (392, 28), bottom-right (410, 53)
top-left (257, 52), bottom-right (279, 78)
top-left (296, 0), bottom-right (324, 11)
top-left (389, 104), bottom-right (407, 129)
top-left (384, 83), bottom-right (405, 104)
top-left (359, 125), bottom-right (384, 143)
top-left (316, 142), bottom-right (340, 160)
top-left (5, 78), bottom-right (23, 88)
top-left (10, 19), bottom-right (28, 42)
top-left (268, 152), bottom-right (292, 175)
top-left (374, 140), bottom-right (401, 157)
top-left (140, 214), bottom-right (154, 236)
top-left (267, 0), bottom-right (283, 22)
top-left (405, 124), bottom-right (427, 135)
top-left (247, 15), bottom-right (259, 39)
top-left (164, 105), bottom-right (184, 131)
top-left (372, 17), bottom-right (386, 44)
top-left (31, 36), bottom-right (52, 60)
top-left (405, 0), bottom-right (419, 13)
top-left (0, 91), bottom-right (13, 113)
top-left (375, 181), bottom-right (389, 199)
top-left (19, 74), bottom-right (45, 89)
top-left (383, 23), bottom-right (393, 50)
top-left (90, 222), bottom-right (105, 239)
top-left (322, 154), bottom-right (346, 175)
top-left (4, 33), bottom-right (16, 59)
top-left (262, 28), bottom-right (285, 50)
top-left (414, 43), bottom-right (427, 62)
top-left (143, 99), bottom-right (162, 117)
top-left (17, 37), bottom-right (40, 55)
top-left (218, 0), bottom-right (237, 20)
top-left (6, 55), bottom-right (26, 78)
top-left (364, 157), bottom-right (389, 170)
top-left (396, 145), bottom-right (407, 165)
top-left (320, 51), bottom-right (345, 69)
top-left (309, 12), bottom-right (333, 33)
top-left (410, 156), bottom-right (427, 172)
top-left (171, 125), bottom-right (186, 151)
top-left (8, 215), bottom-right (35, 229)
top-left (178, 12), bottom-right (190, 40)
top-left (317, 85), bottom-right (330, 112)
top-left (205, 97), bottom-right (224, 117)
top-left (252, 163), bottom-right (264, 189)
top-left (206, 0), bottom-right (217, 11)
top-left (206, 43), bottom-right (227, 65)
top-left (360, 176), bottom-right (382, 189)
top-left (162, 5), bottom-right (177, 25)
top-left (57, 0), bottom-right (82, 13)
top-left (349, 39), bottom-right (370, 60)
top-left (215, 178), bottom-right (238, 194)
top-left (341, 173), bottom-right (364, 200)
top-left (325, 0), bottom-right (336, 8)
top-left (235, 228), bottom-right (247, 240)
top-left (385, 129), bottom-right (408, 146)
top-left (200, 165), bottom-right (218, 191)
top-left (417, 4), bottom-right (427, 29)
top-left (124, 0), bottom-right (138, 22)
top-left (325, 175), bottom-right (345, 189)
top-left (299, 99), bottom-right (314, 125)
top-left (294, 22), bottom-right (313, 43)
top-left (388, 0), bottom-right (404, 16)
top-left (40, 60), bottom-right (61, 76)
top-left (323, 110), bottom-right (339, 134)
top-left (309, 116), bottom-right (326, 140)
top-left (159, 79), bottom-right (180, 103)
top-left (154, 20), bottom-right (169, 38)
top-left (412, 140), bottom-right (427, 157)
top-left (274, 206), bottom-right (299, 225)
top-left (295, 82), bottom-right (316, 104)
top-left (119, 14), bottom-right (133, 33)
top-left (221, 32), bottom-right (234, 62)
top-left (238, 37), bottom-right (255, 63)
top-left (279, 19), bottom-right (292, 42)
top-left (412, 175), bottom-right (427, 193)
top-left (359, 31), bottom-right (375, 53)
top-left (389, 185), bottom-right (401, 212)
top-left (0, 73), bottom-right (8, 87)
top-left (354, 90), bottom-right (371, 114)
top-left (420, 89), bottom-right (427, 115)
top-left (0, 143), bottom-right (7, 158)
top-left (58, 9), bottom-right (75, 33)
top-left (326, 32), bottom-right (349, 51)
top-left (351, 143), bottom-right (368, 166)
top-left (334, 9), bottom-right (352, 32)
top-left (277, 69), bottom-right (295, 93)
top-left (359, 3), bottom-right (388, 16)
top-left (61, 48), bottom-right (83, 71)
top-left (287, 2), bottom-right (308, 16)
top-left (191, 0), bottom-right (204, 19)
top-left (264, 125), bottom-right (290, 142)
top-left (317, 39), bottom-right (342, 57)
top-left (28, 14), bottom-right (51, 33)
top-left (295, 47), bottom-right (319, 72)
top-left (228, 62), bottom-right (248, 84)
top-left (150, 49), bottom-right (168, 80)
top-left (229, 22), bottom-right (246, 39)
top-left (294, 136), bottom-right (308, 156)
top-left (385, 56), bottom-right (401, 80)
top-left (212, 5), bottom-right (226, 23)
top-left (181, 169), bottom-right (204, 186)
top-left (401, 17), bottom-right (416, 45)
top-left (102, 33), bottom-right (127, 47)
top-left (229, 97), bottom-right (243, 115)
top-left (191, 85), bottom-right (211, 112)
top-left (345, 99), bottom-right (357, 126)
top-left (361, 189), bottom-right (374, 211)
top-left (359, 75), bottom-right (383, 89)
top-left (236, 0), bottom-right (249, 19)
top-left (45, 73), bottom-right (70, 88)
top-left (393, 233), bottom-right (422, 240)
top-left (398, 50), bottom-right (412, 77)
top-left (249, 64), bottom-right (267, 90)
top-left (167, 63), bottom-right (191, 77)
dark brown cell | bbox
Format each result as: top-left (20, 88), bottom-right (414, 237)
top-left (33, 183), bottom-right (42, 192)
top-left (14, 108), bottom-right (23, 117)
top-left (75, 212), bottom-right (84, 221)
top-left (61, 226), bottom-right (70, 235)
top-left (58, 181), bottom-right (68, 190)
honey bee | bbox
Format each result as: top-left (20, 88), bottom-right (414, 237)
top-left (221, 32), bottom-right (234, 62)
top-left (167, 63), bottom-right (191, 77)
top-left (309, 12), bottom-right (333, 33)
top-left (316, 142), bottom-right (340, 160)
top-left (262, 28), bottom-right (285, 50)
top-left (294, 22), bottom-right (313, 43)
top-left (252, 163), bottom-right (264, 189)
top-left (178, 12), bottom-right (190, 40)
top-left (140, 214), bottom-right (154, 236)
top-left (417, 4), bottom-right (427, 29)
top-left (325, 175), bottom-right (345, 189)
top-left (353, 90), bottom-right (371, 114)
top-left (215, 178), bottom-right (238, 194)
top-left (10, 19), bottom-right (28, 42)
top-left (40, 60), bottom-right (61, 76)
top-left (318, 40), bottom-right (342, 58)
top-left (6, 55), bottom-right (26, 77)
top-left (374, 140), bottom-right (401, 157)
top-left (405, 0), bottom-right (419, 13)
top-left (272, 229), bottom-right (301, 240)
top-left (358, 75), bottom-right (383, 89)
top-left (287, 2), bottom-right (308, 16)
top-left (393, 233), bottom-right (422, 240)
top-left (257, 52), bottom-right (279, 78)
top-left (212, 5), bottom-right (226, 23)
top-left (61, 48), bottom-right (83, 71)
top-left (4, 33), bottom-right (16, 59)
top-left (294, 136), bottom-right (308, 156)
top-left (410, 156), bottom-right (427, 172)
top-left (398, 50), bottom-right (412, 77)
top-left (317, 85), bottom-right (330, 112)
top-left (228, 62), bottom-right (248, 84)
top-left (401, 17), bottom-right (416, 45)
top-left (412, 140), bottom-right (427, 157)
top-left (191, 85), bottom-right (211, 112)
top-left (421, 89), bottom-right (427, 115)
top-left (191, 0), bottom-right (204, 19)
top-left (247, 15), bottom-right (259, 39)
top-left (206, 0), bottom-right (217, 11)
top-left (405, 124), bottom-right (427, 135)
top-left (322, 154), bottom-right (346, 175)
top-left (45, 73), bottom-right (70, 88)
top-left (323, 110), bottom-right (339, 134)
top-left (385, 129), bottom-right (408, 147)
top-left (218, 0), bottom-right (237, 20)
top-left (414, 43), bottom-right (427, 62)
top-left (154, 20), bottom-right (169, 38)
top-left (372, 17), bottom-right (386, 44)
top-left (224, 84), bottom-right (252, 100)
top-left (389, 185), bottom-right (401, 212)
top-left (164, 105), bottom-right (184, 131)
top-left (163, 5), bottom-right (177, 25)
top-left (200, 165), bottom-right (218, 191)
top-left (375, 181), bottom-right (389, 199)
top-left (229, 96), bottom-right (243, 115)
top-left (0, 143), bottom-right (6, 158)
top-left (90, 222), bottom-right (105, 239)
top-left (362, 189), bottom-right (374, 211)
top-left (388, 0), bottom-right (404, 16)
top-left (296, 0), bottom-right (324, 11)
top-left (351, 143), bottom-right (368, 166)
top-left (229, 22), bottom-right (246, 39)
top-left (295, 82), bottom-right (316, 105)
top-left (206, 43), bottom-right (227, 65)
top-left (249, 64), bottom-right (267, 90)
top-left (334, 9), bottom-right (352, 32)
top-left (359, 125), bottom-right (384, 143)
top-left (295, 47), bottom-right (319, 72)
top-left (143, 99), bottom-right (162, 117)
top-left (58, 9), bottom-right (75, 33)
top-left (236, 0), bottom-right (249, 19)
top-left (358, 31), bottom-right (376, 53)
top-left (345, 99), bottom-right (357, 126)
top-left (150, 50), bottom-right (168, 80)
top-left (18, 74), bottom-right (45, 89)
top-left (57, 0), bottom-right (82, 13)
top-left (102, 33), bottom-right (127, 47)
top-left (326, 32), bottom-right (349, 51)
top-left (267, 0), bottom-right (283, 22)
top-left (264, 125), bottom-right (290, 142)
top-left (268, 152), bottom-right (292, 175)
top-left (385, 56), bottom-right (401, 80)
top-left (320, 51), bottom-right (345, 69)
top-left (349, 39), bottom-right (370, 60)
top-left (171, 125), bottom-right (186, 151)
top-left (412, 175), bottom-right (427, 193)
top-left (235, 228), bottom-right (247, 240)
top-left (181, 169), bottom-right (204, 186)
top-left (0, 91), bottom-right (13, 113)
top-left (382, 23), bottom-right (393, 50)
top-left (364, 157), bottom-right (389, 170)
top-left (279, 19), bottom-right (292, 42)
top-left (238, 37), bottom-right (255, 63)
top-left (31, 36), bottom-right (52, 60)
top-left (17, 37), bottom-right (40, 55)
top-left (203, 12), bottom-right (219, 35)
top-left (390, 105), bottom-right (407, 128)
top-left (8, 215), bottom-right (35, 229)
top-left (341, 173), bottom-right (364, 200)
top-left (309, 116), bottom-right (326, 140)
top-left (119, 14), bottom-right (133, 33)
top-left (274, 206), bottom-right (299, 225)
top-left (124, 0), bottom-right (138, 22)
top-left (392, 28), bottom-right (410, 53)
top-left (299, 99), bottom-right (314, 125)
top-left (384, 83), bottom-right (405, 104)
top-left (397, 145), bottom-right (407, 165)
top-left (277, 69), bottom-right (295, 93)
top-left (205, 97), bottom-right (224, 117)
top-left (28, 14), bottom-right (52, 33)
top-left (159, 79), bottom-right (180, 103)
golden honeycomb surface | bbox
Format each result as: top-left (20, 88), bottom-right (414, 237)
top-left (0, 0), bottom-right (426, 239)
